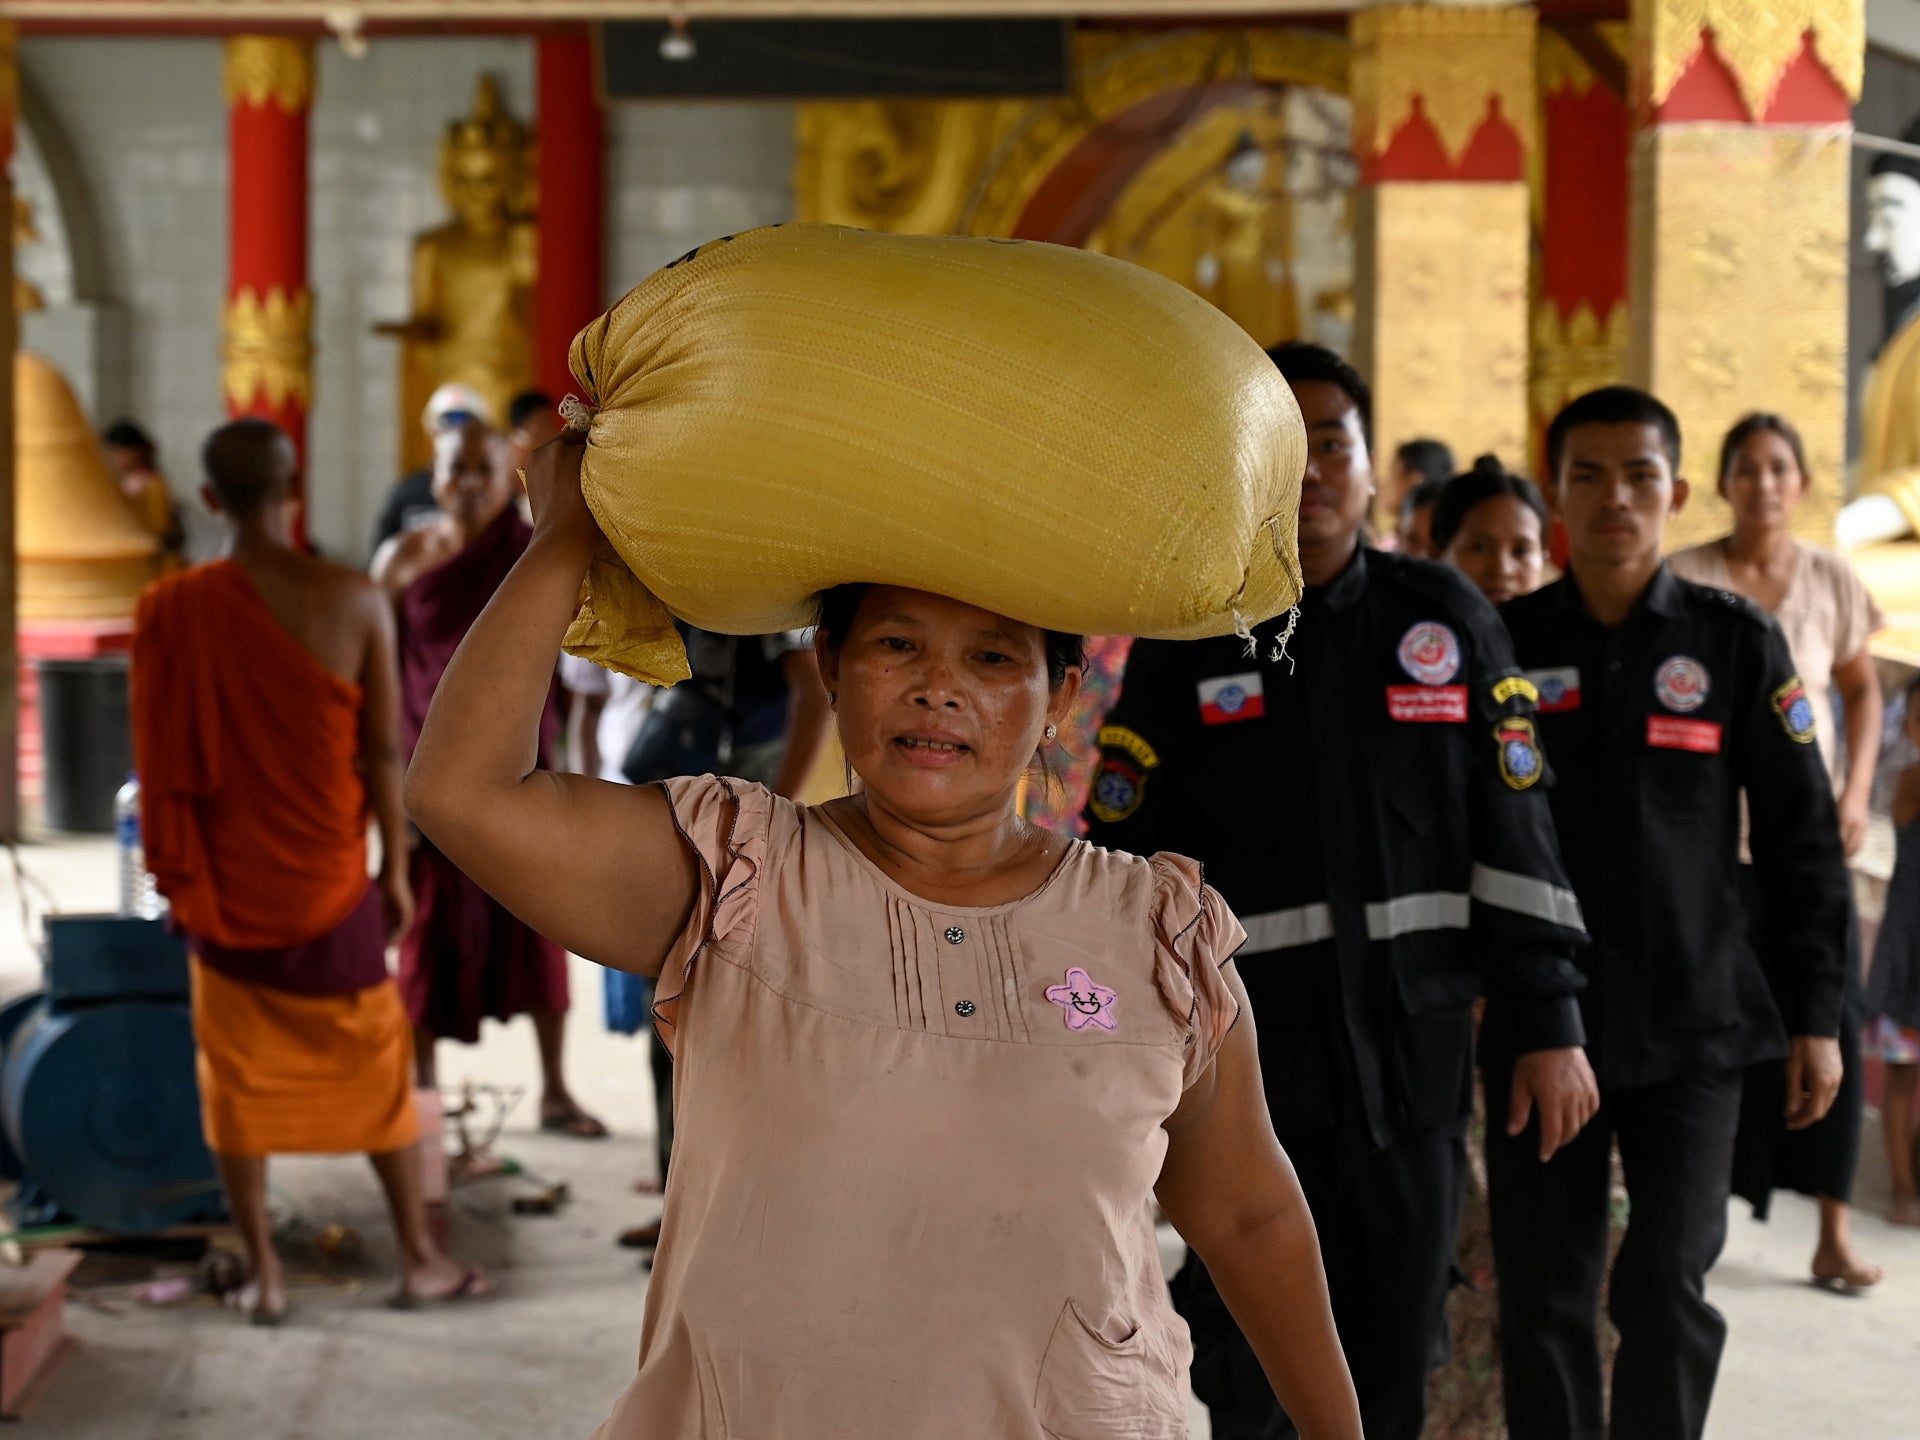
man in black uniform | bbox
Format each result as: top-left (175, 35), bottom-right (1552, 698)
top-left (1491, 386), bottom-right (1847, 1440)
top-left (1085, 343), bottom-right (1598, 1440)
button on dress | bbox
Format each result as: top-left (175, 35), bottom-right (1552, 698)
top-left (592, 775), bottom-right (1245, 1439)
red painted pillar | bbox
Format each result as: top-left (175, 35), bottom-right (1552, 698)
top-left (535, 33), bottom-right (605, 405)
top-left (222, 36), bottom-right (314, 536)
top-left (1534, 26), bottom-right (1631, 455)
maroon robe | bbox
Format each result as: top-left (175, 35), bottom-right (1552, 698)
top-left (397, 506), bottom-right (569, 1043)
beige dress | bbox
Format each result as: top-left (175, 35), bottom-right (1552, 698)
top-left (1668, 539), bottom-right (1883, 786)
top-left (593, 775), bottom-right (1244, 1440)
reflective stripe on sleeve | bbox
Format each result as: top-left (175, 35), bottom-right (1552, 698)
top-left (1240, 870), bottom-right (1585, 954)
top-left (1238, 903), bottom-right (1336, 954)
top-left (1364, 891), bottom-right (1471, 940)
top-left (1469, 863), bottom-right (1586, 933)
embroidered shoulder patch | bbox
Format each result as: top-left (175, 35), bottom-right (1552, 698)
top-left (1771, 677), bottom-right (1817, 745)
top-left (1492, 674), bottom-right (1539, 707)
top-left (1089, 726), bottom-right (1161, 824)
top-left (1097, 725), bottom-right (1161, 770)
top-left (1495, 716), bottom-right (1543, 790)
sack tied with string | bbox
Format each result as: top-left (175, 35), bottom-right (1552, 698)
top-left (561, 224), bottom-right (1306, 686)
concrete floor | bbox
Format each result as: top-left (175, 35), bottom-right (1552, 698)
top-left (4, 835), bottom-right (1919, 1439)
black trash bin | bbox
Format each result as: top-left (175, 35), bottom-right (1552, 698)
top-left (37, 655), bottom-right (132, 834)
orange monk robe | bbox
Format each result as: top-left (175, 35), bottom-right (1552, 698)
top-left (131, 561), bottom-right (418, 1157)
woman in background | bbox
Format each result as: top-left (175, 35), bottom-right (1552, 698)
top-left (1432, 456), bottom-right (1548, 607)
top-left (1671, 411), bottom-right (1885, 1294)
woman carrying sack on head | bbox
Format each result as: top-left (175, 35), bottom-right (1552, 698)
top-left (404, 426), bottom-right (1362, 1438)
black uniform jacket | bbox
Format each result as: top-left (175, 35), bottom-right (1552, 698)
top-left (1085, 548), bottom-right (1588, 1149)
top-left (1500, 565), bottom-right (1849, 1091)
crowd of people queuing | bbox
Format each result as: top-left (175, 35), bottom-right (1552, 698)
top-left (121, 325), bottom-right (1920, 1440)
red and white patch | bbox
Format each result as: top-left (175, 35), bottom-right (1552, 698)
top-left (1197, 673), bottom-right (1265, 726)
top-left (1387, 685), bottom-right (1469, 723)
top-left (1525, 667), bottom-right (1582, 715)
top-left (1398, 622), bottom-right (1462, 686)
top-left (1654, 656), bottom-right (1710, 713)
top-left (1647, 715), bottom-right (1723, 754)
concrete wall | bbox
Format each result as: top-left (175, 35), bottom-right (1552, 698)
top-left (17, 35), bottom-right (795, 562)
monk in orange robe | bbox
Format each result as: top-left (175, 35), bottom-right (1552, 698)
top-left (372, 419), bottom-right (604, 1137)
top-left (133, 418), bottom-right (487, 1323)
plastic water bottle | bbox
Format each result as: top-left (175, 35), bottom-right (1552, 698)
top-left (114, 776), bottom-right (162, 920)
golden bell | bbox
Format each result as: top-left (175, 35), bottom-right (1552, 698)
top-left (16, 351), bottom-right (159, 621)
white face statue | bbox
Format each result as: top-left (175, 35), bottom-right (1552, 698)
top-left (1866, 172), bottom-right (1920, 287)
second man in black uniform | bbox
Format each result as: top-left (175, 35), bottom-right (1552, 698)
top-left (1085, 343), bottom-right (1598, 1440)
top-left (1490, 386), bottom-right (1849, 1440)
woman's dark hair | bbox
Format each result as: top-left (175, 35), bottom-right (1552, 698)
top-left (812, 584), bottom-right (1086, 688)
top-left (1430, 455), bottom-right (1548, 553)
top-left (1717, 412), bottom-right (1809, 499)
top-left (1395, 438), bottom-right (1455, 488)
top-left (1399, 475), bottom-right (1450, 526)
top-left (103, 419), bottom-right (156, 454)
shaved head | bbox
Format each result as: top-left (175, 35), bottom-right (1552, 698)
top-left (202, 418), bottom-right (296, 519)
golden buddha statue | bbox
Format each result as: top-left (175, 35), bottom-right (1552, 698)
top-left (1191, 134), bottom-right (1299, 349)
top-left (1840, 120), bottom-right (1920, 654)
top-left (383, 76), bottom-right (535, 472)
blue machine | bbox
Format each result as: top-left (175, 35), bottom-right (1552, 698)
top-left (0, 916), bottom-right (220, 1233)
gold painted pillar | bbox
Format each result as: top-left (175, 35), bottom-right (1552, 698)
top-left (1628, 0), bottom-right (1862, 547)
top-left (1352, 4), bottom-right (1535, 483)
top-left (0, 21), bottom-right (18, 843)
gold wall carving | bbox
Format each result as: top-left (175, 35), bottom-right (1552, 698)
top-left (1630, 124), bottom-right (1849, 546)
top-left (1539, 21), bottom-right (1629, 97)
top-left (1352, 5), bottom-right (1536, 163)
top-left (223, 35), bottom-right (315, 112)
top-left (1633, 0), bottom-right (1863, 117)
top-left (1361, 181), bottom-right (1531, 467)
top-left (1084, 91), bottom-right (1355, 350)
top-left (223, 285), bottom-right (314, 410)
top-left (794, 27), bottom-right (1349, 239)
top-left (1531, 302), bottom-right (1629, 431)
top-left (794, 99), bottom-right (1011, 234)
top-left (0, 21), bottom-right (17, 133)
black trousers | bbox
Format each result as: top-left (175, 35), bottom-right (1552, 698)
top-left (1731, 868), bottom-right (1865, 1215)
top-left (1172, 1128), bottom-right (1463, 1440)
top-left (1483, 1060), bottom-right (1742, 1440)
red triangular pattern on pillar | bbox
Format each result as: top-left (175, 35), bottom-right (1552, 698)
top-left (1655, 30), bottom-right (1852, 125)
top-left (1365, 96), bottom-right (1527, 184)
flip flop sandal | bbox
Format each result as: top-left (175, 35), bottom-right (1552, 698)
top-left (389, 1268), bottom-right (493, 1311)
top-left (540, 1108), bottom-right (609, 1139)
top-left (1811, 1265), bottom-right (1885, 1296)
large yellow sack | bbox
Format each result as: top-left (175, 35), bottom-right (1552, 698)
top-left (564, 224), bottom-right (1304, 685)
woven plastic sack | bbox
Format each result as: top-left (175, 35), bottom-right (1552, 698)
top-left (563, 224), bottom-right (1305, 686)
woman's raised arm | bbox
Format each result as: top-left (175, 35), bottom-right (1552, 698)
top-left (403, 435), bottom-right (697, 977)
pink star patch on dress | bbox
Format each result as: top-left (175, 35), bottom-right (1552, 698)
top-left (1045, 966), bottom-right (1118, 1032)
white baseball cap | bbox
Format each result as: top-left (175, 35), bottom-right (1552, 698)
top-left (421, 382), bottom-right (493, 436)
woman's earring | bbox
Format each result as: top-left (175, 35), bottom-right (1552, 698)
top-left (1043, 723), bottom-right (1058, 743)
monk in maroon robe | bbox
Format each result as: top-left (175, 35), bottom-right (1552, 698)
top-left (373, 420), bottom-right (604, 1137)
top-left (137, 418), bottom-right (485, 1321)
